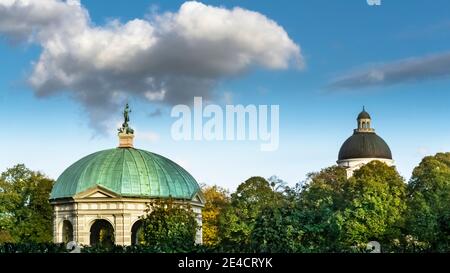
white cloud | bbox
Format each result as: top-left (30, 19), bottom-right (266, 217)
top-left (144, 89), bottom-right (166, 101)
top-left (136, 131), bottom-right (160, 143)
top-left (0, 0), bottom-right (302, 132)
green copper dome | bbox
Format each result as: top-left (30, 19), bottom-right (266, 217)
top-left (50, 148), bottom-right (200, 200)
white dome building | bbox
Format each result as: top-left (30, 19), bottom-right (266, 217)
top-left (337, 107), bottom-right (394, 177)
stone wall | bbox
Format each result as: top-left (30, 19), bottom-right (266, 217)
top-left (337, 158), bottom-right (395, 178)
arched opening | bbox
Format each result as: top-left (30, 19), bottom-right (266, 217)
top-left (131, 220), bottom-right (144, 245)
top-left (90, 219), bottom-right (115, 247)
top-left (62, 220), bottom-right (73, 243)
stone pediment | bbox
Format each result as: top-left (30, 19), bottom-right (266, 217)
top-left (192, 191), bottom-right (206, 205)
top-left (88, 192), bottom-right (111, 198)
top-left (74, 186), bottom-right (119, 199)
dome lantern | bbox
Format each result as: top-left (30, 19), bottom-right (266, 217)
top-left (355, 106), bottom-right (374, 133)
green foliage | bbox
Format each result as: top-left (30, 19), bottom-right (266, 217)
top-left (141, 198), bottom-right (198, 252)
top-left (297, 162), bottom-right (407, 252)
top-left (405, 153), bottom-right (450, 252)
top-left (79, 244), bottom-right (218, 253)
top-left (337, 161), bottom-right (407, 251)
top-left (218, 176), bottom-right (281, 251)
top-left (297, 166), bottom-right (348, 252)
top-left (0, 243), bottom-right (67, 253)
top-left (250, 204), bottom-right (304, 253)
top-left (0, 164), bottom-right (53, 243)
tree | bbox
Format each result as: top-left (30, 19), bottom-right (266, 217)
top-left (201, 185), bottom-right (230, 247)
top-left (336, 161), bottom-right (407, 251)
top-left (406, 153), bottom-right (450, 252)
top-left (250, 203), bottom-right (304, 253)
top-left (297, 166), bottom-right (348, 252)
top-left (0, 164), bottom-right (53, 243)
top-left (218, 177), bottom-right (280, 251)
top-left (298, 162), bottom-right (407, 252)
top-left (267, 175), bottom-right (289, 193)
top-left (245, 176), bottom-right (304, 253)
top-left (141, 198), bottom-right (198, 252)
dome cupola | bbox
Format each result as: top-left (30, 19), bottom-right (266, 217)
top-left (355, 106), bottom-right (374, 133)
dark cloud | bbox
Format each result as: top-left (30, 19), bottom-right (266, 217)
top-left (328, 52), bottom-right (450, 90)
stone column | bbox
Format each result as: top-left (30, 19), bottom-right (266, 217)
top-left (76, 215), bottom-right (90, 245)
top-left (193, 206), bottom-right (203, 244)
top-left (123, 214), bottom-right (132, 246)
top-left (53, 208), bottom-right (59, 243)
top-left (114, 214), bottom-right (125, 245)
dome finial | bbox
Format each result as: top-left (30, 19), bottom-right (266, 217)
top-left (118, 103), bottom-right (135, 148)
top-left (363, 105), bottom-right (365, 112)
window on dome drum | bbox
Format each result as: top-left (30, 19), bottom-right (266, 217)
top-left (62, 220), bottom-right (73, 243)
top-left (90, 220), bottom-right (115, 247)
top-left (131, 220), bottom-right (144, 246)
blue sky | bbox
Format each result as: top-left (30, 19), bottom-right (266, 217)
top-left (1, 0), bottom-right (450, 190)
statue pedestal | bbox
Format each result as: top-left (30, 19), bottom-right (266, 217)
top-left (118, 133), bottom-right (134, 148)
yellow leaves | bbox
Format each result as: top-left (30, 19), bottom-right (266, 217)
top-left (201, 185), bottom-right (230, 247)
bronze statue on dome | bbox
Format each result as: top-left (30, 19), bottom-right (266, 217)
top-left (118, 103), bottom-right (134, 134)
